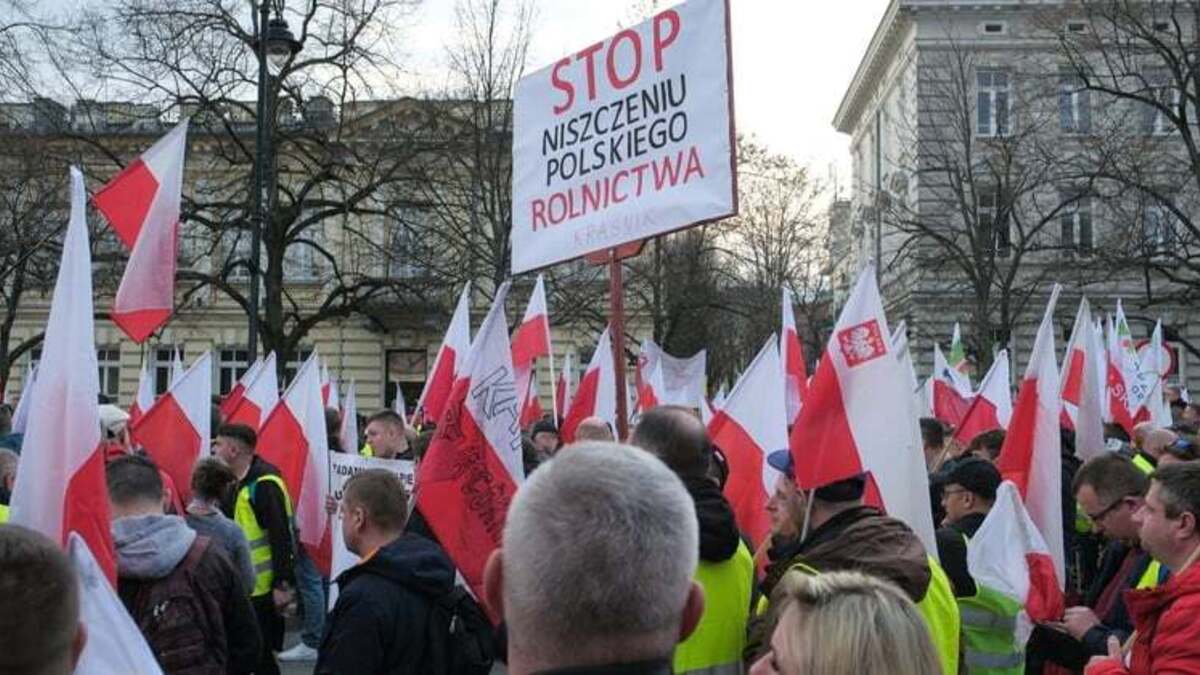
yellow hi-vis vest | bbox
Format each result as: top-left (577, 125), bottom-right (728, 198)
top-left (234, 473), bottom-right (294, 597)
top-left (1132, 453), bottom-right (1155, 475)
top-left (1137, 559), bottom-right (1165, 590)
top-left (673, 541), bottom-right (753, 675)
top-left (360, 443), bottom-right (374, 458)
top-left (0, 503), bottom-right (8, 523)
top-left (959, 584), bottom-right (1024, 674)
top-left (763, 555), bottom-right (960, 675)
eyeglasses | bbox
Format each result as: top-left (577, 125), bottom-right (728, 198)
top-left (1086, 497), bottom-right (1129, 523)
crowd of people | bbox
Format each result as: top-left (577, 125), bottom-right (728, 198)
top-left (1, 384), bottom-right (1199, 675)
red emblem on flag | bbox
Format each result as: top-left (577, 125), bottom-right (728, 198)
top-left (837, 320), bottom-right (887, 367)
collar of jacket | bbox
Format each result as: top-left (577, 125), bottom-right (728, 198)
top-left (532, 659), bottom-right (673, 675)
top-left (1125, 553), bottom-right (1200, 619)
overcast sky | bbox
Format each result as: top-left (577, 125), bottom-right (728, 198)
top-left (408, 0), bottom-right (889, 195)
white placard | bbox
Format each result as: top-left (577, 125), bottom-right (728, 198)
top-left (511, 0), bottom-right (736, 273)
top-left (327, 453), bottom-right (415, 609)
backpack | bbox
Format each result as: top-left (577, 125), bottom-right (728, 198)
top-left (126, 537), bottom-right (227, 675)
top-left (424, 585), bottom-right (496, 675)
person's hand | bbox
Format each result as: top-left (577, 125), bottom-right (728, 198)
top-left (1063, 606), bottom-right (1101, 640)
top-left (272, 585), bottom-right (294, 613)
top-left (1087, 635), bottom-right (1124, 669)
top-left (325, 494), bottom-right (338, 515)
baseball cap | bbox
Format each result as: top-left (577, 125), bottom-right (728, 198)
top-left (935, 457), bottom-right (1001, 501)
top-left (766, 449), bottom-right (868, 502)
top-left (531, 419), bottom-right (558, 438)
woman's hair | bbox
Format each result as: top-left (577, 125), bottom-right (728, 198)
top-left (767, 570), bottom-right (940, 675)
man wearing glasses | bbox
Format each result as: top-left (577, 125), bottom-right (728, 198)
top-left (1027, 453), bottom-right (1168, 671)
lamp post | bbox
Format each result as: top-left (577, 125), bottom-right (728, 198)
top-left (247, 2), bottom-right (301, 363)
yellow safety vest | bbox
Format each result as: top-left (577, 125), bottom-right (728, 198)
top-left (0, 503), bottom-right (8, 523)
top-left (765, 555), bottom-right (960, 675)
top-left (360, 443), bottom-right (374, 458)
top-left (673, 541), bottom-right (753, 675)
top-left (233, 473), bottom-right (294, 597)
top-left (1137, 559), bottom-right (1165, 590)
top-left (1132, 453), bottom-right (1155, 475)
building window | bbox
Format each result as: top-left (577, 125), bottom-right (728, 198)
top-left (283, 221), bottom-right (325, 282)
top-left (977, 187), bottom-right (1011, 258)
top-left (1060, 194), bottom-right (1094, 254)
top-left (1059, 74), bottom-right (1091, 134)
top-left (1142, 70), bottom-right (1178, 135)
top-left (97, 347), bottom-right (120, 399)
top-left (385, 349), bottom-right (427, 412)
top-left (1143, 202), bottom-right (1178, 256)
top-left (221, 229), bottom-right (253, 281)
top-left (28, 348), bottom-right (42, 372)
top-left (218, 348), bottom-right (250, 395)
top-left (980, 21), bottom-right (1008, 35)
top-left (153, 345), bottom-right (183, 395)
top-left (976, 69), bottom-right (1010, 137)
top-left (1065, 20), bottom-right (1088, 33)
top-left (387, 209), bottom-right (430, 279)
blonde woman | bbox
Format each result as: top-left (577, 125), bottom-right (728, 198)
top-left (750, 570), bottom-right (943, 675)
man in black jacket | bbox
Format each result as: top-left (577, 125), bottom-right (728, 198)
top-left (317, 469), bottom-right (455, 674)
top-left (932, 457), bottom-right (1001, 597)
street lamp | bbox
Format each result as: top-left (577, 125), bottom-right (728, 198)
top-left (247, 2), bottom-right (302, 363)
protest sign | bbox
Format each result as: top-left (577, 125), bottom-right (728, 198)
top-left (327, 452), bottom-right (415, 608)
top-left (511, 0), bottom-right (736, 273)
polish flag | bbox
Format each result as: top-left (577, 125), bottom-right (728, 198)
top-left (954, 349), bottom-right (1013, 445)
top-left (996, 285), bottom-right (1065, 587)
top-left (1137, 321), bottom-right (1173, 428)
top-left (225, 352), bottom-right (279, 430)
top-left (708, 336), bottom-right (787, 547)
top-left (417, 283), bottom-right (471, 426)
top-left (340, 380), bottom-right (358, 456)
top-left (519, 374), bottom-right (545, 429)
top-left (69, 534), bottom-right (164, 674)
top-left (320, 363), bottom-right (340, 410)
top-left (257, 351), bottom-right (331, 573)
top-left (9, 362), bottom-right (35, 435)
top-left (1060, 299), bottom-right (1105, 461)
top-left (782, 288), bottom-right (808, 424)
top-left (131, 352), bottom-right (212, 505)
top-left (948, 322), bottom-right (973, 392)
top-left (128, 356), bottom-right (156, 427)
top-left (932, 343), bottom-right (973, 427)
top-left (1105, 314), bottom-right (1136, 435)
top-left (788, 264), bottom-right (937, 555)
top-left (93, 121), bottom-right (189, 343)
top-left (9, 167), bottom-right (115, 583)
top-left (511, 274), bottom-right (552, 367)
top-left (966, 482), bottom-right (1065, 634)
top-left (561, 326), bottom-right (617, 444)
top-left (219, 357), bottom-right (262, 423)
top-left (640, 358), bottom-right (667, 411)
top-left (392, 382), bottom-right (408, 428)
top-left (417, 282), bottom-right (523, 611)
top-left (636, 339), bottom-right (707, 410)
top-left (554, 351), bottom-right (573, 420)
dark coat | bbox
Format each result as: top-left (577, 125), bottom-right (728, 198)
top-left (316, 533), bottom-right (456, 675)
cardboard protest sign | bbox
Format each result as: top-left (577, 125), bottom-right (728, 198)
top-left (327, 453), bottom-right (415, 609)
top-left (511, 0), bottom-right (736, 273)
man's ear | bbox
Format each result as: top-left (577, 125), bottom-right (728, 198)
top-left (483, 549), bottom-right (505, 621)
top-left (678, 581), bottom-right (706, 643)
top-left (1179, 511), bottom-right (1197, 540)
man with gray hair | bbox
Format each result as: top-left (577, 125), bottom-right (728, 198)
top-left (483, 442), bottom-right (705, 674)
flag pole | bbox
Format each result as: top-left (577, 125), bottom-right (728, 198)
top-left (609, 248), bottom-right (629, 441)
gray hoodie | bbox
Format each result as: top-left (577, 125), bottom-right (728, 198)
top-left (112, 514), bottom-right (197, 579)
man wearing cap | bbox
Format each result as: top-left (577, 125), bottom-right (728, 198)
top-left (529, 419), bottom-right (559, 462)
top-left (747, 449), bottom-right (960, 674)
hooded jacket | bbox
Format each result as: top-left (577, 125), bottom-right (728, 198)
top-left (316, 533), bottom-right (457, 675)
top-left (114, 514), bottom-right (261, 674)
top-left (683, 474), bottom-right (741, 562)
top-left (1085, 557), bottom-right (1200, 675)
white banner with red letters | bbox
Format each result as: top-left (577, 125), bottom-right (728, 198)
top-left (511, 0), bottom-right (736, 273)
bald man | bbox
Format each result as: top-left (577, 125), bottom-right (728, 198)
top-left (574, 417), bottom-right (615, 442)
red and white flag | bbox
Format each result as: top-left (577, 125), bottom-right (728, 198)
top-left (1060, 299), bottom-right (1106, 461)
top-left (1105, 314), bottom-right (1137, 435)
top-left (512, 274), bottom-right (556, 425)
top-left (996, 285), bottom-right (1065, 587)
top-left (225, 352), bottom-right (279, 430)
top-left (561, 326), bottom-right (617, 444)
top-left (9, 167), bottom-right (115, 583)
top-left (219, 357), bottom-right (262, 423)
top-left (947, 323), bottom-right (973, 394)
top-left (788, 264), bottom-right (937, 555)
top-left (129, 355), bottom-right (156, 427)
top-left (708, 336), bottom-right (787, 547)
top-left (341, 380), bottom-right (359, 456)
top-left (93, 121), bottom-right (188, 343)
top-left (781, 287), bottom-right (808, 424)
top-left (954, 349), bottom-right (1013, 445)
top-left (931, 343), bottom-right (973, 427)
top-left (258, 351), bottom-right (331, 572)
top-left (417, 283), bottom-right (471, 426)
top-left (69, 533), bottom-right (164, 674)
top-left (9, 362), bottom-right (35, 435)
top-left (417, 282), bottom-right (523, 611)
top-left (519, 374), bottom-right (545, 429)
top-left (636, 339), bottom-right (706, 410)
top-left (1138, 321), bottom-right (1173, 428)
top-left (967, 481), bottom-right (1065, 635)
top-left (131, 352), bottom-right (212, 505)
top-left (554, 351), bottom-right (573, 420)
top-left (320, 363), bottom-right (340, 410)
top-left (393, 383), bottom-right (408, 428)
